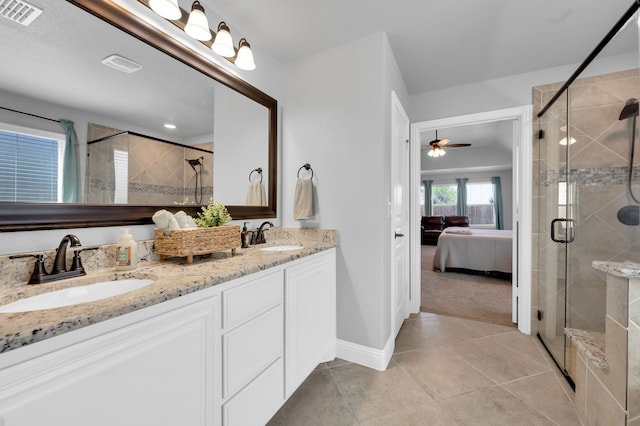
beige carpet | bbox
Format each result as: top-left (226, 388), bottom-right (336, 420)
top-left (421, 245), bottom-right (515, 327)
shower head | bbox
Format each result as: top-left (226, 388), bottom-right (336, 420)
top-left (186, 157), bottom-right (203, 172)
top-left (619, 98), bottom-right (639, 120)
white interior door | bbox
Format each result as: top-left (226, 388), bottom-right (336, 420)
top-left (391, 91), bottom-right (410, 338)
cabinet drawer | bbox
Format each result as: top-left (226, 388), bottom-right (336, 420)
top-left (222, 270), bottom-right (283, 330)
top-left (223, 304), bottom-right (283, 398)
top-left (222, 358), bottom-right (284, 426)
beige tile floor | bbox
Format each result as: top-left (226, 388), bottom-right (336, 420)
top-left (268, 312), bottom-right (580, 426)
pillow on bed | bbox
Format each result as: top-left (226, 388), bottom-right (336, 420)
top-left (444, 226), bottom-right (472, 235)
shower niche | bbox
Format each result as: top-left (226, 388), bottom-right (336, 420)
top-left (85, 123), bottom-right (213, 205)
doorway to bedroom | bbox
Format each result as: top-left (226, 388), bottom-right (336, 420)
top-left (410, 106), bottom-right (533, 331)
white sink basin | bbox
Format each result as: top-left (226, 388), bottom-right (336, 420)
top-left (259, 245), bottom-right (303, 252)
top-left (0, 279), bottom-right (155, 313)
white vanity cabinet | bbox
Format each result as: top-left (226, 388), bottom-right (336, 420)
top-left (219, 248), bottom-right (336, 425)
top-left (0, 247), bottom-right (336, 426)
top-left (0, 295), bottom-right (220, 426)
top-left (219, 269), bottom-right (285, 426)
top-left (284, 249), bottom-right (336, 397)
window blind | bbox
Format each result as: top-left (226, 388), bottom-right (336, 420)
top-left (0, 129), bottom-right (59, 202)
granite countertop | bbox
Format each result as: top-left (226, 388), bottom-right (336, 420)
top-left (592, 260), bottom-right (640, 279)
top-left (0, 228), bottom-right (336, 354)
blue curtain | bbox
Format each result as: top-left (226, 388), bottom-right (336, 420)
top-left (423, 180), bottom-right (433, 216)
top-left (60, 119), bottom-right (80, 203)
top-left (456, 178), bottom-right (468, 216)
top-left (492, 176), bottom-right (504, 230)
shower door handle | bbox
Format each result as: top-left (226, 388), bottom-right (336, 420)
top-left (551, 218), bottom-right (575, 243)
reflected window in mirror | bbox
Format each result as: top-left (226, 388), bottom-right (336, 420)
top-left (0, 123), bottom-right (65, 202)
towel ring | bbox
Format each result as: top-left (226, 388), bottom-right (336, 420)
top-left (297, 163), bottom-right (313, 179)
top-left (249, 167), bottom-right (263, 183)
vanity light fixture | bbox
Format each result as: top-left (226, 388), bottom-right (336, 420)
top-left (142, 0), bottom-right (256, 70)
top-left (148, 0), bottom-right (181, 20)
top-left (184, 1), bottom-right (212, 41)
top-left (234, 38), bottom-right (255, 70)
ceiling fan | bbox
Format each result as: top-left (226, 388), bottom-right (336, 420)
top-left (424, 130), bottom-right (471, 157)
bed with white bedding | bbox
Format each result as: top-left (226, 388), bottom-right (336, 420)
top-left (433, 227), bottom-right (513, 275)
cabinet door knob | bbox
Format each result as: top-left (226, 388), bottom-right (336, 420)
top-left (394, 232), bottom-right (405, 238)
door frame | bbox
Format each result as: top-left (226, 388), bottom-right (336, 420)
top-left (410, 105), bottom-right (533, 334)
top-left (390, 90), bottom-right (411, 339)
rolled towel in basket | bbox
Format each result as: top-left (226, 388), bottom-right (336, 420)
top-left (293, 178), bottom-right (314, 220)
top-left (152, 209), bottom-right (180, 229)
top-left (174, 211), bottom-right (197, 229)
top-left (245, 180), bottom-right (266, 206)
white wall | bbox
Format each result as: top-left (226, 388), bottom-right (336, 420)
top-left (213, 84), bottom-right (269, 206)
top-left (282, 32), bottom-right (408, 351)
top-left (410, 52), bottom-right (639, 122)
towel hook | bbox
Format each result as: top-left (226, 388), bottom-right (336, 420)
top-left (297, 163), bottom-right (313, 179)
top-left (248, 167), bottom-right (263, 183)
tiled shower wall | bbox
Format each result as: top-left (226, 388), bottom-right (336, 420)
top-left (533, 69), bottom-right (640, 339)
top-left (85, 123), bottom-right (213, 205)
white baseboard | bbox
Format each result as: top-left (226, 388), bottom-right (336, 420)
top-left (336, 335), bottom-right (395, 371)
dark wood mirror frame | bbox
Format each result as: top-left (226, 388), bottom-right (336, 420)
top-left (0, 0), bottom-right (277, 232)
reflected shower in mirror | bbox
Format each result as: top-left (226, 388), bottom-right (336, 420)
top-left (85, 124), bottom-right (214, 205)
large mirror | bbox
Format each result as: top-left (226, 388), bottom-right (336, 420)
top-left (0, 0), bottom-right (277, 230)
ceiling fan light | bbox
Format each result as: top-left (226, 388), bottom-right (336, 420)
top-left (185, 1), bottom-right (212, 41)
top-left (212, 22), bottom-right (235, 57)
top-left (235, 38), bottom-right (255, 70)
top-left (149, 0), bottom-right (181, 20)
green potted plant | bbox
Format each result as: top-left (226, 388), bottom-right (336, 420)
top-left (194, 199), bottom-right (232, 227)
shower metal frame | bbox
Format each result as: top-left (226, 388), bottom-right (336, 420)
top-left (535, 0), bottom-right (640, 388)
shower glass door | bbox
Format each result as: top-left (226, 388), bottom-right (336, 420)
top-left (535, 90), bottom-right (571, 375)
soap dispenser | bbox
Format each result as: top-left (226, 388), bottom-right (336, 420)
top-left (115, 228), bottom-right (137, 270)
top-left (241, 222), bottom-right (251, 248)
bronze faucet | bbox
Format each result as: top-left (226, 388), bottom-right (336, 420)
top-left (252, 221), bottom-right (274, 244)
top-left (10, 235), bottom-right (96, 284)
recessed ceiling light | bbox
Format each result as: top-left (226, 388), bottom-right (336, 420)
top-left (164, 123), bottom-right (176, 129)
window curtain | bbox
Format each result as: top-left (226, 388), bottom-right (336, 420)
top-left (60, 119), bottom-right (80, 203)
top-left (456, 178), bottom-right (468, 216)
top-left (492, 176), bottom-right (504, 230)
top-left (423, 179), bottom-right (433, 216)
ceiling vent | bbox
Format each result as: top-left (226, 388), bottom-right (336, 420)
top-left (0, 0), bottom-right (43, 26)
top-left (101, 55), bottom-right (143, 74)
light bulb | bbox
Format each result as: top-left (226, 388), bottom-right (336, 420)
top-left (235, 38), bottom-right (255, 70)
top-left (149, 0), bottom-right (181, 20)
top-left (212, 22), bottom-right (235, 57)
top-left (185, 1), bottom-right (212, 41)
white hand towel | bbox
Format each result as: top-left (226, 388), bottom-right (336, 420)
top-left (174, 211), bottom-right (197, 229)
top-left (293, 178), bottom-right (314, 220)
top-left (152, 209), bottom-right (180, 229)
top-left (245, 181), bottom-right (266, 206)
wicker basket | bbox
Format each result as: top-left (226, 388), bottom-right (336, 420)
top-left (154, 225), bottom-right (241, 263)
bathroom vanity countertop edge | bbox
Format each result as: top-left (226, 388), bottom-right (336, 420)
top-left (0, 232), bottom-right (336, 355)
